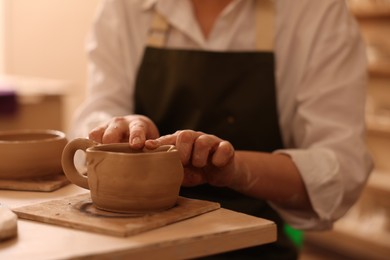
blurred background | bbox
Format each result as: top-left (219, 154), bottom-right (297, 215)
top-left (0, 0), bottom-right (389, 259)
top-left (0, 0), bottom-right (99, 132)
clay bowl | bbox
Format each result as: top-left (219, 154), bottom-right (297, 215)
top-left (0, 129), bottom-right (68, 180)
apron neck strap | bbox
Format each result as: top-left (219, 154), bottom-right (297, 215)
top-left (146, 10), bottom-right (170, 47)
top-left (255, 0), bottom-right (275, 51)
top-left (147, 0), bottom-right (275, 51)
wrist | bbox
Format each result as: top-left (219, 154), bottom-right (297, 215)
top-left (226, 153), bottom-right (250, 192)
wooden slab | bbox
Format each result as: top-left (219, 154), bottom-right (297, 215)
top-left (13, 193), bottom-right (221, 237)
top-left (0, 174), bottom-right (69, 192)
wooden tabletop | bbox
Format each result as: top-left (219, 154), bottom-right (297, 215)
top-left (0, 184), bottom-right (276, 259)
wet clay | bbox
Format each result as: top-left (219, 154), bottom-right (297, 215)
top-left (62, 138), bottom-right (184, 214)
top-left (0, 129), bottom-right (67, 179)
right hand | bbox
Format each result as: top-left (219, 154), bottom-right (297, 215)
top-left (88, 115), bottom-right (159, 149)
top-left (145, 130), bottom-right (237, 188)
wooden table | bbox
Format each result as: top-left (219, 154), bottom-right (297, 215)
top-left (0, 184), bottom-right (276, 259)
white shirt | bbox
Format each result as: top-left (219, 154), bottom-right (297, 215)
top-left (70, 0), bottom-right (374, 230)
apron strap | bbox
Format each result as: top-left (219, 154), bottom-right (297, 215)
top-left (146, 11), bottom-right (170, 47)
top-left (147, 0), bottom-right (275, 51)
top-left (255, 0), bottom-right (275, 51)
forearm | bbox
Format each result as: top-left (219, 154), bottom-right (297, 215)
top-left (146, 131), bottom-right (313, 210)
top-left (231, 151), bottom-right (312, 210)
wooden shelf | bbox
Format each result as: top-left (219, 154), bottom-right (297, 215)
top-left (349, 0), bottom-right (390, 18)
top-left (369, 61), bottom-right (390, 77)
top-left (366, 113), bottom-right (390, 136)
top-left (367, 170), bottom-right (390, 197)
top-left (304, 171), bottom-right (390, 260)
top-left (367, 46), bottom-right (390, 77)
top-left (305, 224), bottom-right (390, 260)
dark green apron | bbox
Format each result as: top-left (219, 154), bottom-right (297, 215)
top-left (134, 2), bottom-right (298, 259)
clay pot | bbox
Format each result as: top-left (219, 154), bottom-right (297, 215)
top-left (62, 138), bottom-right (184, 214)
top-left (0, 129), bottom-right (67, 180)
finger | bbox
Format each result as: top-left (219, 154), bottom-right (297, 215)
top-left (191, 134), bottom-right (221, 168)
top-left (128, 119), bottom-right (148, 149)
top-left (141, 116), bottom-right (160, 140)
top-left (89, 125), bottom-right (107, 143)
top-left (144, 133), bottom-right (177, 149)
top-left (176, 131), bottom-right (199, 166)
top-left (211, 141), bottom-right (235, 167)
top-left (145, 132), bottom-right (177, 149)
top-left (102, 118), bottom-right (129, 144)
top-left (181, 168), bottom-right (206, 187)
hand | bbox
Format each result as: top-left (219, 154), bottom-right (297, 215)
top-left (146, 130), bottom-right (237, 187)
top-left (88, 115), bottom-right (159, 149)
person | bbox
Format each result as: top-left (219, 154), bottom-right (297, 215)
top-left (69, 0), bottom-right (373, 258)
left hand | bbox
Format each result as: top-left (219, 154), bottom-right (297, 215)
top-left (145, 130), bottom-right (237, 187)
top-left (88, 115), bottom-right (159, 149)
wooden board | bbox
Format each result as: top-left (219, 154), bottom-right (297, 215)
top-left (0, 174), bottom-right (69, 192)
top-left (13, 193), bottom-right (221, 237)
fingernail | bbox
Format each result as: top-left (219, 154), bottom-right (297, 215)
top-left (145, 140), bottom-right (157, 145)
top-left (131, 137), bottom-right (142, 145)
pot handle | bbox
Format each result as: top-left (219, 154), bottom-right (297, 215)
top-left (61, 138), bottom-right (96, 190)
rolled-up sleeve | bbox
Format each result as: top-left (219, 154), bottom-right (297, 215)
top-left (273, 1), bottom-right (374, 230)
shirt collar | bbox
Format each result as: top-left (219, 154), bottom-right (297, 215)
top-left (141, 0), bottom-right (249, 47)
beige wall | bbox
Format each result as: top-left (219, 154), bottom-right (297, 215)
top-left (1, 0), bottom-right (100, 131)
top-left (0, 0), bottom-right (6, 73)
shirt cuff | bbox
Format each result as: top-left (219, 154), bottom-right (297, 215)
top-left (271, 148), bottom-right (343, 230)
